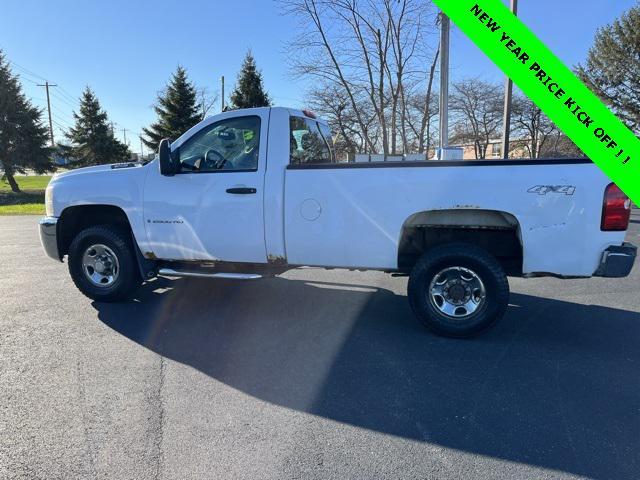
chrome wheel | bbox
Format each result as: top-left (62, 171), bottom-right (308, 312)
top-left (81, 244), bottom-right (120, 287)
top-left (428, 266), bottom-right (486, 318)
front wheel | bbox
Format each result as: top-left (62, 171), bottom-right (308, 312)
top-left (68, 225), bottom-right (142, 302)
top-left (408, 243), bottom-right (510, 338)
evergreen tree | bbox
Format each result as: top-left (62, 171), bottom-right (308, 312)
top-left (577, 5), bottom-right (640, 133)
top-left (230, 51), bottom-right (272, 109)
top-left (65, 87), bottom-right (130, 166)
top-left (142, 66), bottom-right (201, 151)
top-left (0, 50), bottom-right (53, 192)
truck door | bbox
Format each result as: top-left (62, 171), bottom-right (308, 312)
top-left (143, 111), bottom-right (269, 263)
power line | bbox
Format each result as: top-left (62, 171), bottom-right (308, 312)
top-left (10, 61), bottom-right (47, 81)
top-left (31, 95), bottom-right (69, 114)
top-left (56, 86), bottom-right (80, 104)
top-left (51, 105), bottom-right (75, 123)
top-left (51, 92), bottom-right (79, 109)
top-left (51, 120), bottom-right (69, 142)
top-left (9, 60), bottom-right (80, 111)
top-left (9, 61), bottom-right (48, 82)
top-left (14, 73), bottom-right (39, 85)
top-left (31, 96), bottom-right (75, 131)
top-left (50, 91), bottom-right (79, 110)
top-left (51, 119), bottom-right (68, 131)
top-left (10, 58), bottom-right (141, 149)
top-left (51, 112), bottom-right (73, 128)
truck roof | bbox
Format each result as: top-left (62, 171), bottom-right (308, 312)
top-left (234, 106), bottom-right (328, 125)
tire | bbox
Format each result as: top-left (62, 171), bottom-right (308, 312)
top-left (408, 243), bottom-right (509, 338)
top-left (68, 225), bottom-right (142, 302)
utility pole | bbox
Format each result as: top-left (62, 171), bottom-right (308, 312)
top-left (501, 0), bottom-right (518, 159)
top-left (110, 122), bottom-right (115, 136)
top-left (140, 137), bottom-right (144, 159)
top-left (37, 81), bottom-right (58, 146)
top-left (438, 12), bottom-right (450, 157)
top-left (122, 128), bottom-right (128, 146)
top-left (221, 76), bottom-right (225, 112)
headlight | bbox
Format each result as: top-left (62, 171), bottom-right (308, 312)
top-left (45, 185), bottom-right (54, 216)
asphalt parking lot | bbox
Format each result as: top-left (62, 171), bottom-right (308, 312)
top-left (1, 212), bottom-right (639, 480)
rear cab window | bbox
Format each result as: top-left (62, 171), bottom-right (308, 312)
top-left (289, 116), bottom-right (335, 165)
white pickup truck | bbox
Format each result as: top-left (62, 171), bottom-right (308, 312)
top-left (40, 107), bottom-right (636, 337)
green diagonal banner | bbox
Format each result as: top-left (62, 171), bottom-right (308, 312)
top-left (434, 0), bottom-right (639, 205)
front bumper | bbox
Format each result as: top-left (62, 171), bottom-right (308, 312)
top-left (39, 216), bottom-right (60, 261)
top-left (594, 242), bottom-right (637, 278)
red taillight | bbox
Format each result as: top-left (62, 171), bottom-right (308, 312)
top-left (601, 183), bottom-right (631, 231)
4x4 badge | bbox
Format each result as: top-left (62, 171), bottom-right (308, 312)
top-left (528, 185), bottom-right (576, 196)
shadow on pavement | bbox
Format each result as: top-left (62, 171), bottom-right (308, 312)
top-left (94, 275), bottom-right (640, 479)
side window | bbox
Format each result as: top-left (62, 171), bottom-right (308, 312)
top-left (290, 116), bottom-right (335, 164)
top-left (178, 116), bottom-right (261, 172)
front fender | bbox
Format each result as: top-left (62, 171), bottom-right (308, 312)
top-left (50, 163), bottom-right (151, 252)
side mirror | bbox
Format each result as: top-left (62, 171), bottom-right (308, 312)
top-left (158, 139), bottom-right (177, 176)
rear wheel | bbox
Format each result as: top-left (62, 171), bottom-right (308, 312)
top-left (408, 243), bottom-right (509, 338)
top-left (68, 225), bottom-right (141, 302)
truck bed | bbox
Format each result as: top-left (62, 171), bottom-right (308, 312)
top-left (281, 159), bottom-right (621, 277)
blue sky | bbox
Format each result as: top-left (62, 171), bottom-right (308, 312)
top-left (2, 0), bottom-right (636, 155)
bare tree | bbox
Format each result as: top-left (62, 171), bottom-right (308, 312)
top-left (450, 79), bottom-right (503, 159)
top-left (404, 89), bottom-right (438, 155)
top-left (307, 83), bottom-right (375, 156)
top-left (539, 132), bottom-right (583, 158)
top-left (510, 93), bottom-right (558, 158)
top-left (403, 46), bottom-right (439, 155)
top-left (508, 92), bottom-right (584, 159)
top-left (198, 87), bottom-right (219, 120)
top-left (282, 0), bottom-right (439, 155)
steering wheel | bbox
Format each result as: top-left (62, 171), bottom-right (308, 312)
top-left (202, 148), bottom-right (227, 170)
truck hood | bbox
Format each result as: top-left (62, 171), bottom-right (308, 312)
top-left (47, 161), bottom-right (152, 218)
top-left (53, 162), bottom-right (145, 181)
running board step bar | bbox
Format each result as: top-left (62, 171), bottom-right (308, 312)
top-left (158, 268), bottom-right (262, 280)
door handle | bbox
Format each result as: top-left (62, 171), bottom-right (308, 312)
top-left (226, 187), bottom-right (257, 194)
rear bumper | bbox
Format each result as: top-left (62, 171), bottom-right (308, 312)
top-left (594, 243), bottom-right (637, 278)
top-left (39, 216), bottom-right (60, 261)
